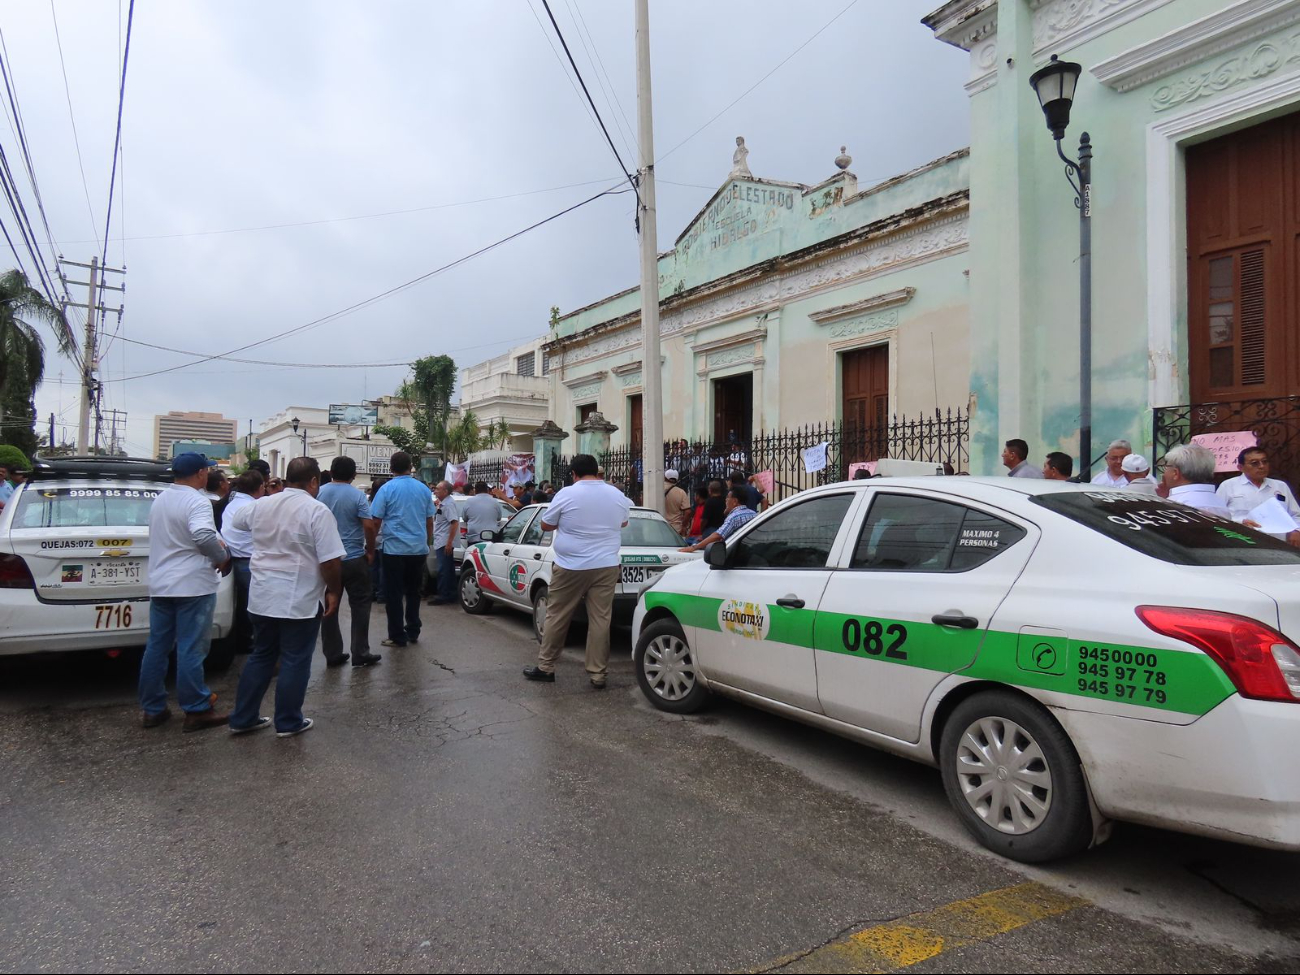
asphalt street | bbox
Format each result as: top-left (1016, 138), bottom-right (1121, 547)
top-left (2, 595), bottom-right (1299, 974)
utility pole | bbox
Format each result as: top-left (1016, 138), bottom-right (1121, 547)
top-left (60, 256), bottom-right (125, 455)
top-left (635, 0), bottom-right (665, 516)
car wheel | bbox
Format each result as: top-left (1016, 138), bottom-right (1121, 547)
top-left (939, 690), bottom-right (1093, 863)
top-left (459, 566), bottom-right (492, 615)
top-left (532, 585), bottom-right (548, 644)
top-left (634, 618), bottom-right (709, 714)
top-left (205, 636), bottom-right (236, 674)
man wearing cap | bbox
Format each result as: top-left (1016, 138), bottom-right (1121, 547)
top-left (138, 452), bottom-right (232, 732)
top-left (1121, 454), bottom-right (1160, 495)
top-left (663, 469), bottom-right (691, 537)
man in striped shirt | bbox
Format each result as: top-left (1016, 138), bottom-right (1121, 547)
top-left (679, 486), bottom-right (757, 553)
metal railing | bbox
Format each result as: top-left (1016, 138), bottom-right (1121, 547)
top-left (1154, 396), bottom-right (1300, 487)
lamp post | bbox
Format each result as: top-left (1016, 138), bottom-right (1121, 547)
top-left (1029, 54), bottom-right (1093, 480)
top-left (291, 416), bottom-right (307, 458)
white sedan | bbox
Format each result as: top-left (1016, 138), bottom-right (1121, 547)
top-left (631, 476), bottom-right (1300, 862)
top-left (459, 503), bottom-right (701, 640)
top-left (0, 457), bottom-right (236, 668)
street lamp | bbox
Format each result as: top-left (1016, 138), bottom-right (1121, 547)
top-left (291, 415), bottom-right (307, 457)
top-left (1029, 54), bottom-right (1094, 480)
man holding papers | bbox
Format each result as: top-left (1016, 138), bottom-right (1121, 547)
top-left (1217, 446), bottom-right (1300, 546)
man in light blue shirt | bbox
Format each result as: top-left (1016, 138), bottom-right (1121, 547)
top-left (370, 450), bottom-right (435, 648)
top-left (0, 463), bottom-right (13, 509)
top-left (317, 456), bottom-right (381, 667)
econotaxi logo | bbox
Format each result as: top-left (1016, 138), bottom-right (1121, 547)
top-left (718, 599), bottom-right (769, 640)
top-left (508, 563), bottom-right (527, 592)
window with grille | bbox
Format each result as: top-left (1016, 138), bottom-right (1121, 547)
top-left (516, 353), bottom-right (535, 377)
top-left (1201, 247), bottom-right (1267, 391)
top-left (541, 354), bottom-right (550, 376)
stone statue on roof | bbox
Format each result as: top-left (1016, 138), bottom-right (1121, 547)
top-left (730, 136), bottom-right (751, 178)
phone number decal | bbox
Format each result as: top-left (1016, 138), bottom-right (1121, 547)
top-left (1076, 645), bottom-right (1169, 706)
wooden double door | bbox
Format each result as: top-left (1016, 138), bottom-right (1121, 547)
top-left (843, 345), bottom-right (888, 461)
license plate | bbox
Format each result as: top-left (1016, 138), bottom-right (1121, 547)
top-left (85, 560), bottom-right (143, 585)
top-left (93, 603), bottom-right (135, 630)
top-left (620, 565), bottom-right (662, 588)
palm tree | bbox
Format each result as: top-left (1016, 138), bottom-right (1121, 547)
top-left (0, 270), bottom-right (71, 458)
top-left (487, 417), bottom-right (513, 452)
top-left (445, 409), bottom-right (482, 462)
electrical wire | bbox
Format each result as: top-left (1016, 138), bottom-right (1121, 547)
top-left (100, 0), bottom-right (134, 268)
top-left (49, 0), bottom-right (99, 242)
top-left (526, 0), bottom-right (604, 137)
top-left (538, 0), bottom-right (641, 206)
top-left (564, 0), bottom-right (637, 163)
top-left (105, 183), bottom-right (630, 384)
top-left (658, 0), bottom-right (862, 165)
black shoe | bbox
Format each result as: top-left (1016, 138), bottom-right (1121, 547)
top-left (325, 655), bottom-right (350, 668)
top-left (589, 679), bottom-right (607, 691)
top-left (522, 666), bottom-right (555, 683)
top-left (381, 639), bottom-right (406, 648)
top-left (352, 653), bottom-right (383, 667)
top-left (407, 634), bottom-right (420, 644)
top-left (427, 598), bottom-right (452, 606)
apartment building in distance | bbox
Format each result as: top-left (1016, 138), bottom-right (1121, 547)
top-left (152, 411), bottom-right (239, 459)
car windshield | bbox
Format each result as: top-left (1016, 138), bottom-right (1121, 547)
top-left (12, 485), bottom-right (163, 529)
top-left (1032, 491), bottom-right (1300, 566)
top-left (621, 511), bottom-right (682, 547)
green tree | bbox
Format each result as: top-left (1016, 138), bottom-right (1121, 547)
top-left (0, 443), bottom-right (31, 473)
top-left (0, 269), bottom-right (72, 458)
top-left (373, 423), bottom-right (422, 456)
top-left (485, 417), bottom-right (513, 452)
top-left (409, 355), bottom-right (457, 454)
top-left (444, 409), bottom-right (482, 462)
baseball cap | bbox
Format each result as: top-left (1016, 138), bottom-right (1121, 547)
top-left (1121, 453), bottom-right (1150, 474)
top-left (172, 452), bottom-right (218, 478)
top-left (665, 468), bottom-right (679, 480)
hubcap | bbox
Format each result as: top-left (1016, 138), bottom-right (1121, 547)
top-left (534, 595), bottom-right (547, 638)
top-left (954, 716), bottom-right (1053, 835)
top-left (642, 634), bottom-right (695, 701)
top-left (461, 573), bottom-right (480, 607)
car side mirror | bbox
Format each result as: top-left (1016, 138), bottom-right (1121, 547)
top-left (704, 541), bottom-right (728, 569)
top-left (480, 530), bottom-right (499, 542)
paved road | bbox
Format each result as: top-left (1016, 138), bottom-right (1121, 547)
top-left (2, 597), bottom-right (1299, 973)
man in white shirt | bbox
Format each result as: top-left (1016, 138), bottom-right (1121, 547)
top-left (523, 453), bottom-right (631, 689)
top-left (227, 457), bottom-right (345, 737)
top-left (1091, 439), bottom-right (1133, 487)
top-left (1215, 446), bottom-right (1300, 546)
top-left (138, 452), bottom-right (231, 732)
top-left (1120, 454), bottom-right (1160, 495)
top-left (1161, 443), bottom-right (1232, 518)
top-left (220, 469), bottom-right (265, 656)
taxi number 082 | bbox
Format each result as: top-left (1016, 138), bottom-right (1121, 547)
top-left (841, 618), bottom-right (908, 660)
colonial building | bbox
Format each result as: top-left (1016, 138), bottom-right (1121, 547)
top-left (926, 0), bottom-right (1300, 476)
top-left (543, 144), bottom-right (973, 451)
top-left (258, 407), bottom-right (395, 485)
top-left (459, 337), bottom-right (551, 452)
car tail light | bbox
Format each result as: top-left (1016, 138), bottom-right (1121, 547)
top-left (1137, 605), bottom-right (1300, 703)
top-left (0, 553), bottom-right (35, 589)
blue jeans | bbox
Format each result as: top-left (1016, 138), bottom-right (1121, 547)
top-left (435, 548), bottom-right (456, 602)
top-left (230, 612), bottom-right (322, 733)
top-left (138, 593), bottom-right (217, 715)
top-left (383, 552), bottom-right (424, 643)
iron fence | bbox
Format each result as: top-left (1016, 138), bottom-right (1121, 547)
top-left (1154, 396), bottom-right (1300, 487)
top-left (587, 408), bottom-right (969, 505)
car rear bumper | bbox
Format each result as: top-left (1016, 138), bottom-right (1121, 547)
top-left (0, 585), bottom-right (235, 657)
top-left (1057, 696), bottom-right (1300, 850)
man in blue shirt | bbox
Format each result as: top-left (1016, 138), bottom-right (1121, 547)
top-left (369, 451), bottom-right (435, 648)
top-left (0, 463), bottom-right (13, 510)
top-left (317, 456), bottom-right (381, 668)
top-left (680, 486), bottom-right (757, 553)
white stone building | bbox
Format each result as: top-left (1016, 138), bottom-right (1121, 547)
top-left (459, 337), bottom-right (551, 452)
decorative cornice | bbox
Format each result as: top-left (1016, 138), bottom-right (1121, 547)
top-left (1031, 0), bottom-right (1177, 56)
top-left (924, 0), bottom-right (998, 52)
top-left (612, 361), bottom-right (643, 376)
top-left (561, 370), bottom-right (607, 389)
top-left (1092, 0), bottom-right (1300, 93)
top-left (691, 326), bottom-right (768, 356)
top-left (619, 372), bottom-right (643, 389)
top-left (808, 287), bottom-right (916, 325)
top-left (707, 344), bottom-right (756, 370)
top-left (1147, 33), bottom-right (1300, 111)
top-left (568, 381), bottom-right (603, 403)
top-left (825, 310), bottom-right (901, 340)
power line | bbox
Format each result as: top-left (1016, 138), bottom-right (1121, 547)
top-left (564, 0), bottom-right (637, 162)
top-left (659, 0), bottom-right (862, 165)
top-left (105, 183), bottom-right (630, 384)
top-left (538, 0), bottom-right (641, 206)
top-left (56, 176), bottom-right (628, 245)
top-left (49, 0), bottom-right (99, 242)
top-left (100, 0), bottom-right (134, 268)
top-left (526, 0), bottom-right (604, 137)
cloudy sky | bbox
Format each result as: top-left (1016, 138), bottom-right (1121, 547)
top-left (3, 0), bottom-right (969, 456)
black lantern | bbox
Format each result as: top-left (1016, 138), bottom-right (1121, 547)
top-left (291, 416), bottom-right (300, 433)
top-left (1029, 54), bottom-right (1082, 140)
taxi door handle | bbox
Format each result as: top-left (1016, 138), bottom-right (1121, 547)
top-left (533, 553), bottom-right (542, 560)
top-left (502, 548), bottom-right (511, 556)
top-left (776, 596), bottom-right (805, 609)
top-left (932, 613), bottom-right (979, 629)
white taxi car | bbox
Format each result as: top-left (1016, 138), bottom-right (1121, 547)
top-left (459, 503), bottom-right (700, 640)
top-left (631, 477), bottom-right (1300, 863)
top-left (0, 456), bottom-right (236, 669)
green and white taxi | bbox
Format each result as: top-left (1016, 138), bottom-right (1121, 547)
top-left (631, 477), bottom-right (1300, 862)
top-left (459, 503), bottom-right (700, 640)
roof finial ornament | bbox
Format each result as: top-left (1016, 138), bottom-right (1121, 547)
top-left (835, 145), bottom-right (852, 171)
top-left (730, 136), bottom-right (752, 178)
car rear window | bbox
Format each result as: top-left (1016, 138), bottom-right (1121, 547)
top-left (12, 485), bottom-right (163, 529)
top-left (622, 511), bottom-right (682, 547)
top-left (1032, 491), bottom-right (1300, 566)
